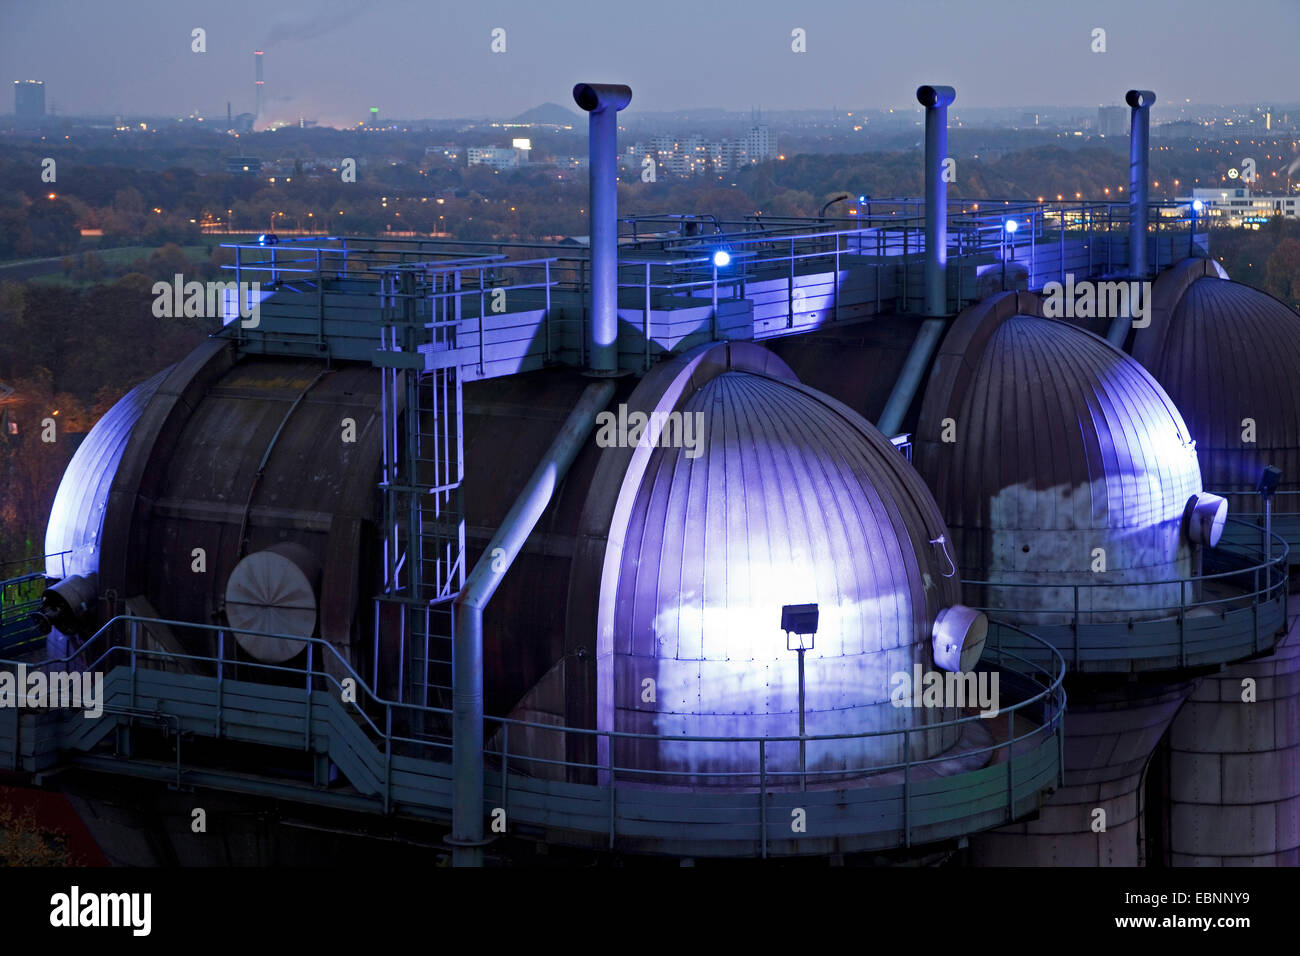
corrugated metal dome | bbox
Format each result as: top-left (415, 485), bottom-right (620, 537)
top-left (916, 294), bottom-right (1203, 623)
top-left (1135, 271), bottom-right (1300, 499)
top-left (608, 361), bottom-right (963, 776)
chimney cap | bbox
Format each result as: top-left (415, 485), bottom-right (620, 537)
top-left (573, 83), bottom-right (632, 113)
top-left (1125, 89), bottom-right (1157, 108)
top-left (916, 85), bottom-right (956, 108)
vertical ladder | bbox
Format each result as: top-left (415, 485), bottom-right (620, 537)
top-left (376, 265), bottom-right (466, 716)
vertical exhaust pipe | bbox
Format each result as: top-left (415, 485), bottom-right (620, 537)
top-left (917, 85), bottom-right (955, 317)
top-left (573, 82), bottom-right (632, 376)
top-left (876, 85), bottom-right (954, 438)
top-left (1127, 90), bottom-right (1155, 279)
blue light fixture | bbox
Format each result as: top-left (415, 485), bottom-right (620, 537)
top-left (712, 249), bottom-right (731, 268)
top-left (1192, 199), bottom-right (1204, 212)
top-left (1003, 219), bottom-right (1019, 234)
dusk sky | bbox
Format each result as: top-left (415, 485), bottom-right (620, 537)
top-left (2, 0), bottom-right (1297, 124)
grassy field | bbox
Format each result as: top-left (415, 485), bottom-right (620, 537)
top-left (3, 242), bottom-right (255, 288)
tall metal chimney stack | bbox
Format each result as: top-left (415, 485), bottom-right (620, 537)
top-left (916, 85), bottom-right (956, 317)
top-left (1126, 89), bottom-right (1155, 279)
top-left (572, 82), bottom-right (632, 376)
top-left (254, 51), bottom-right (265, 121)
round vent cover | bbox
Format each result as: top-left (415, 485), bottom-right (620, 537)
top-left (225, 544), bottom-right (320, 662)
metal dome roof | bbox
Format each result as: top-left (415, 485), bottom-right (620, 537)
top-left (1135, 273), bottom-right (1300, 494)
top-left (610, 365), bottom-right (962, 772)
top-left (917, 297), bottom-right (1202, 582)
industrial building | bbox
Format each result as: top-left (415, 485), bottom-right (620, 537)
top-left (1177, 187), bottom-right (1300, 223)
top-left (1, 83), bottom-right (1295, 867)
top-left (12, 79), bottom-right (45, 126)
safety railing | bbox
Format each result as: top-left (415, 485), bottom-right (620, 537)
top-left (1207, 489), bottom-right (1300, 566)
top-left (0, 552), bottom-right (70, 654)
top-left (964, 518), bottom-right (1290, 672)
top-left (1, 612), bottom-right (1065, 855)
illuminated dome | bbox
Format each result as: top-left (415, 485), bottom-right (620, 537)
top-left (915, 297), bottom-right (1204, 623)
top-left (44, 367), bottom-right (169, 580)
top-left (1135, 272), bottom-right (1300, 500)
top-left (606, 366), bottom-right (964, 776)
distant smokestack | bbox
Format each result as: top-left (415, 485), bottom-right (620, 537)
top-left (254, 51), bottom-right (264, 120)
top-left (572, 82), bottom-right (632, 376)
top-left (917, 85), bottom-right (956, 317)
top-left (227, 101), bottom-right (232, 128)
top-left (1127, 89), bottom-right (1155, 279)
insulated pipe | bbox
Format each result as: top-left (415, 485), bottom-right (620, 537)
top-left (876, 85), bottom-right (954, 438)
top-left (1108, 89), bottom-right (1155, 347)
top-left (449, 379), bottom-right (616, 866)
top-left (877, 318), bottom-right (946, 438)
top-left (917, 85), bottom-right (955, 318)
top-left (573, 83), bottom-right (632, 376)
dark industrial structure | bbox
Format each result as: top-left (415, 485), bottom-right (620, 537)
top-left (2, 83), bottom-right (1295, 866)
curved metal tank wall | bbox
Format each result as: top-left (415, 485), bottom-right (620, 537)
top-left (1164, 618), bottom-right (1300, 865)
top-left (44, 367), bottom-right (170, 580)
top-left (970, 675), bottom-right (1198, 865)
top-left (914, 292), bottom-right (1203, 626)
top-left (1136, 259), bottom-right (1300, 510)
top-left (1136, 259), bottom-right (1300, 866)
top-left (42, 339), bottom-right (388, 681)
top-left (605, 363), bottom-right (963, 779)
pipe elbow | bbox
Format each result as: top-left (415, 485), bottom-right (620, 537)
top-left (916, 85), bottom-right (956, 109)
top-left (1125, 89), bottom-right (1156, 109)
top-left (573, 83), bottom-right (632, 113)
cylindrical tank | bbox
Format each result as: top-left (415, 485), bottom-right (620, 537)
top-left (1164, 626), bottom-right (1300, 865)
top-left (1136, 258), bottom-right (1300, 866)
top-left (914, 292), bottom-right (1204, 626)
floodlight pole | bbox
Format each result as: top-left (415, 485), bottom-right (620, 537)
top-left (797, 643), bottom-right (807, 792)
top-left (1264, 494), bottom-right (1272, 566)
top-left (1000, 231), bottom-right (1007, 291)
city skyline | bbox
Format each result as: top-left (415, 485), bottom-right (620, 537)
top-left (2, 0), bottom-right (1297, 125)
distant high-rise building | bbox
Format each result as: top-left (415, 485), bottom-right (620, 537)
top-left (741, 124), bottom-right (776, 163)
top-left (1098, 106), bottom-right (1127, 137)
top-left (13, 80), bottom-right (45, 125)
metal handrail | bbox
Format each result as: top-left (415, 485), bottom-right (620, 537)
top-left (1, 612), bottom-right (1064, 784)
top-left (961, 518), bottom-right (1289, 618)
